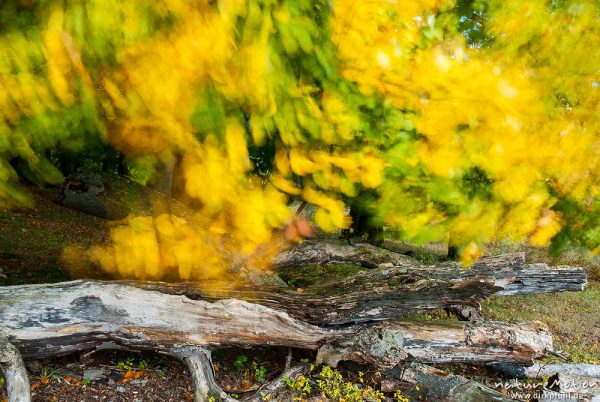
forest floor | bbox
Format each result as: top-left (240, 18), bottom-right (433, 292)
top-left (0, 186), bottom-right (598, 401)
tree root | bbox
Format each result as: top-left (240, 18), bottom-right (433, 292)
top-left (0, 337), bottom-right (30, 402)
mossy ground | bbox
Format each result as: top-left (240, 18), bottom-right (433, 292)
top-left (0, 187), bottom-right (110, 285)
top-left (482, 283), bottom-right (600, 363)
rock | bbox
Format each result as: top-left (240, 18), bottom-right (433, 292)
top-left (129, 379), bottom-right (148, 386)
top-left (57, 171), bottom-right (192, 220)
top-left (108, 371), bottom-right (122, 382)
top-left (82, 368), bottom-right (106, 381)
top-left (59, 172), bottom-right (127, 220)
top-left (116, 386), bottom-right (126, 393)
top-left (108, 378), bottom-right (116, 385)
top-left (487, 363), bottom-right (527, 379)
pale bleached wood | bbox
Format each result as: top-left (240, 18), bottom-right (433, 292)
top-left (525, 364), bottom-right (600, 379)
top-left (0, 281), bottom-right (552, 367)
top-left (170, 346), bottom-right (235, 402)
top-left (0, 281), bottom-right (333, 359)
top-left (316, 319), bottom-right (552, 368)
top-left (0, 337), bottom-right (30, 402)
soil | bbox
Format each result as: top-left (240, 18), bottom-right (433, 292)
top-left (0, 348), bottom-right (297, 402)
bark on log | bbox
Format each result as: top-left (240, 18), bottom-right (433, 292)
top-left (129, 245), bottom-right (587, 326)
top-left (0, 281), bottom-right (552, 367)
top-left (273, 239), bottom-right (418, 268)
top-left (444, 305), bottom-right (482, 322)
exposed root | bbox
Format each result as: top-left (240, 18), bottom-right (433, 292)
top-left (171, 345), bottom-right (235, 402)
top-left (0, 337), bottom-right (31, 402)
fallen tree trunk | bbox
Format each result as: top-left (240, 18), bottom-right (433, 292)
top-left (129, 246), bottom-right (588, 326)
top-left (0, 280), bottom-right (555, 401)
top-left (275, 240), bottom-right (587, 295)
top-left (0, 281), bottom-right (552, 366)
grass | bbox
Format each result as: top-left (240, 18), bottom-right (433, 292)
top-left (482, 282), bottom-right (600, 363)
top-left (0, 187), bottom-right (110, 284)
top-left (386, 240), bottom-right (600, 364)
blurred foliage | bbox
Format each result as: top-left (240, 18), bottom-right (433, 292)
top-left (0, 0), bottom-right (598, 280)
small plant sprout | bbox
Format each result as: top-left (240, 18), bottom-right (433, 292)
top-left (252, 361), bottom-right (268, 383)
top-left (234, 355), bottom-right (248, 372)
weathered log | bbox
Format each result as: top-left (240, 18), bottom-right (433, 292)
top-left (489, 363), bottom-right (600, 380)
top-left (0, 281), bottom-right (552, 367)
top-left (524, 364), bottom-right (600, 379)
top-left (316, 319), bottom-right (552, 368)
top-left (128, 248), bottom-right (587, 326)
top-left (275, 240), bottom-right (587, 294)
top-left (0, 280), bottom-right (555, 401)
top-left (273, 239), bottom-right (418, 268)
top-left (383, 362), bottom-right (517, 402)
top-left (273, 239), bottom-right (587, 295)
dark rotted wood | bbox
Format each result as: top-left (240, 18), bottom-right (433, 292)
top-left (274, 241), bottom-right (587, 296)
top-left (125, 246), bottom-right (587, 326)
top-left (0, 281), bottom-right (552, 367)
top-left (444, 305), bottom-right (482, 322)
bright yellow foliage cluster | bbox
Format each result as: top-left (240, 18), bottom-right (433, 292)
top-left (1, 0), bottom-right (599, 277)
top-left (332, 0), bottom-right (599, 262)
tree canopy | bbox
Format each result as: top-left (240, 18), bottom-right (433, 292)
top-left (0, 0), bottom-right (598, 281)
